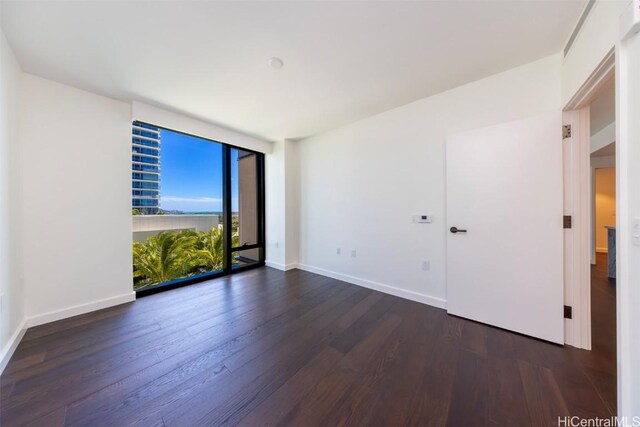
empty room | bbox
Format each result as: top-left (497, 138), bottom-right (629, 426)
top-left (1, 0), bottom-right (639, 426)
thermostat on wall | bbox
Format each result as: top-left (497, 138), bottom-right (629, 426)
top-left (413, 215), bottom-right (433, 223)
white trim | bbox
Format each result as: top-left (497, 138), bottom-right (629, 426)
top-left (563, 109), bottom-right (592, 350)
top-left (265, 261), bottom-right (297, 271)
top-left (295, 263), bottom-right (447, 310)
top-left (0, 319), bottom-right (28, 375)
top-left (562, 48), bottom-right (617, 351)
top-left (25, 292), bottom-right (136, 328)
top-left (564, 47), bottom-right (615, 111)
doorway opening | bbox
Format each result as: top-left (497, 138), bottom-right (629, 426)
top-left (563, 49), bottom-right (617, 413)
top-left (587, 78), bottom-right (617, 412)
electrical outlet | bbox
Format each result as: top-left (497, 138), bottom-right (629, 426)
top-left (336, 247), bottom-right (341, 255)
top-left (275, 241), bottom-right (279, 249)
top-left (351, 249), bottom-right (357, 258)
top-left (422, 261), bottom-right (430, 271)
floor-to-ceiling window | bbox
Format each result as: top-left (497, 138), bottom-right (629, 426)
top-left (229, 148), bottom-right (264, 269)
top-left (131, 121), bottom-right (265, 295)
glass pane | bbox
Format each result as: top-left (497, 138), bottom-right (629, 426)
top-left (231, 148), bottom-right (259, 248)
top-left (232, 248), bottom-right (261, 269)
top-left (132, 122), bottom-right (224, 290)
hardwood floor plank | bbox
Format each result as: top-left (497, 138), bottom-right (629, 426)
top-left (320, 315), bottom-right (406, 426)
top-left (486, 357), bottom-right (530, 426)
top-left (329, 295), bottom-right (401, 354)
top-left (23, 406), bottom-right (67, 427)
top-left (460, 318), bottom-right (488, 358)
top-left (236, 347), bottom-right (343, 426)
top-left (66, 282), bottom-right (356, 426)
top-left (15, 270), bottom-right (317, 363)
top-left (0, 260), bottom-right (616, 427)
top-left (445, 350), bottom-right (489, 426)
top-left (70, 282), bottom-right (360, 422)
top-left (1, 351), bottom-right (162, 425)
top-left (273, 313), bottom-right (401, 427)
top-left (350, 303), bottom-right (445, 426)
top-left (1, 353), bottom-right (46, 377)
top-left (581, 365), bottom-right (617, 415)
top-left (518, 359), bottom-right (570, 426)
top-left (405, 334), bottom-right (461, 427)
top-left (7, 270), bottom-right (336, 388)
top-left (220, 285), bottom-right (365, 372)
top-left (168, 288), bottom-right (370, 426)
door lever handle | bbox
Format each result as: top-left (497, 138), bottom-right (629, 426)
top-left (450, 227), bottom-right (467, 234)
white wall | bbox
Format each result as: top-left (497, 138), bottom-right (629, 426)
top-left (561, 0), bottom-right (625, 106)
top-left (562, 0), bottom-right (640, 414)
top-left (617, 24), bottom-right (640, 418)
top-left (560, 0), bottom-right (640, 414)
top-left (0, 25), bottom-right (25, 370)
top-left (19, 74), bottom-right (135, 323)
top-left (296, 54), bottom-right (561, 307)
top-left (265, 140), bottom-right (286, 268)
top-left (284, 140), bottom-right (299, 267)
top-left (265, 139), bottom-right (299, 270)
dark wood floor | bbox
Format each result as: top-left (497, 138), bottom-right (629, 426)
top-left (0, 257), bottom-right (616, 426)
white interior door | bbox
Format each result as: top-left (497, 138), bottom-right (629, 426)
top-left (446, 112), bottom-right (564, 344)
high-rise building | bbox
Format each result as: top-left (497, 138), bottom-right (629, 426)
top-left (131, 121), bottom-right (160, 214)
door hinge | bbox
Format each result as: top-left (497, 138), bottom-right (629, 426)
top-left (563, 215), bottom-right (572, 229)
top-left (563, 124), bottom-right (572, 139)
top-left (564, 305), bottom-right (573, 319)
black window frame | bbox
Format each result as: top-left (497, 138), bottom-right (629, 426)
top-left (133, 121), bottom-right (266, 297)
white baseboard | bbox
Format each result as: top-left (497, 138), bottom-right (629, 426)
top-left (596, 247), bottom-right (608, 254)
top-left (0, 291), bottom-right (136, 375)
top-left (0, 292), bottom-right (136, 375)
top-left (265, 261), bottom-right (298, 271)
top-left (25, 292), bottom-right (136, 328)
top-left (0, 318), bottom-right (28, 375)
top-left (295, 263), bottom-right (447, 310)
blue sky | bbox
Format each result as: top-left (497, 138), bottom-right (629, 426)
top-left (159, 129), bottom-right (238, 212)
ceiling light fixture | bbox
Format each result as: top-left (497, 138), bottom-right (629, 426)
top-left (268, 57), bottom-right (284, 70)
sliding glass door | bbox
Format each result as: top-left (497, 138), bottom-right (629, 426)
top-left (131, 122), bottom-right (265, 295)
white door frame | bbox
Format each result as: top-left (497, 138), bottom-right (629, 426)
top-left (562, 107), bottom-right (592, 349)
top-left (562, 48), bottom-right (615, 351)
top-left (562, 50), bottom-right (614, 348)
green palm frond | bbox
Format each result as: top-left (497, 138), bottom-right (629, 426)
top-left (133, 226), bottom-right (236, 289)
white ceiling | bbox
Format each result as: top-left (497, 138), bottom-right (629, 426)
top-left (590, 79), bottom-right (616, 135)
top-left (1, 0), bottom-right (586, 142)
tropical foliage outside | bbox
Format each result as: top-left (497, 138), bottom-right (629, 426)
top-left (133, 225), bottom-right (238, 290)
